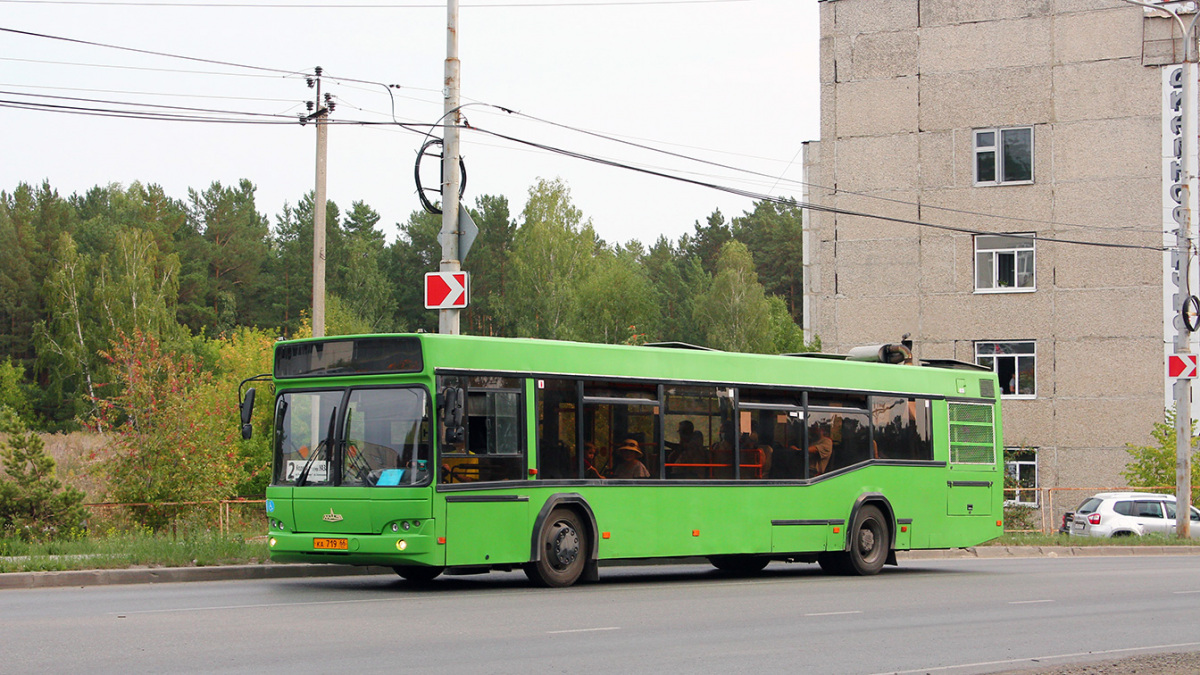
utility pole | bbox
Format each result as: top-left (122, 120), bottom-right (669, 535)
top-left (1127, 0), bottom-right (1198, 537)
top-left (307, 66), bottom-right (334, 339)
top-left (439, 0), bottom-right (462, 335)
top-left (1175, 56), bottom-right (1195, 539)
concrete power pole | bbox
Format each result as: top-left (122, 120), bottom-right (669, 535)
top-left (1123, 0), bottom-right (1196, 537)
top-left (309, 66), bottom-right (333, 339)
top-left (439, 0), bottom-right (462, 335)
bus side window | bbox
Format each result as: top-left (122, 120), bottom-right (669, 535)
top-left (583, 380), bottom-right (660, 480)
top-left (871, 397), bottom-right (933, 461)
top-left (536, 378), bottom-right (579, 480)
top-left (438, 375), bottom-right (526, 483)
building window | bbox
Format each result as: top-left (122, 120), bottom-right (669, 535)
top-left (1004, 448), bottom-right (1038, 506)
top-left (975, 127), bottom-right (1033, 185)
top-left (975, 234), bottom-right (1035, 292)
top-left (975, 341), bottom-right (1036, 398)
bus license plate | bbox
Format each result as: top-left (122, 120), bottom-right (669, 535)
top-left (313, 537), bottom-right (348, 550)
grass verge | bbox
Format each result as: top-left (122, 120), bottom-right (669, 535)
top-left (990, 532), bottom-right (1200, 547)
top-left (0, 530), bottom-right (269, 573)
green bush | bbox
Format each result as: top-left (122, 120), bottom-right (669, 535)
top-left (0, 408), bottom-right (87, 540)
top-left (1123, 410), bottom-right (1200, 502)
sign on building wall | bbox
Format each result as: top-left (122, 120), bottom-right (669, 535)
top-left (1162, 64), bottom-right (1200, 412)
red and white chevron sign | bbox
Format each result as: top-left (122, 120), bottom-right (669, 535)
top-left (1169, 354), bottom-right (1198, 379)
top-left (424, 272), bottom-right (469, 310)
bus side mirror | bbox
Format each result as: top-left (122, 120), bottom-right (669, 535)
top-left (240, 387), bottom-right (256, 440)
top-left (440, 386), bottom-right (466, 443)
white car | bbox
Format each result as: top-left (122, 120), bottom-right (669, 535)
top-left (1070, 487), bottom-right (1200, 535)
top-left (1070, 492), bottom-right (1200, 538)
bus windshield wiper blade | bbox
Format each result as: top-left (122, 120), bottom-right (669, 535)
top-left (296, 406), bottom-right (337, 487)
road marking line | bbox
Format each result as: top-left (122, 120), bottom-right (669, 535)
top-left (873, 641), bottom-right (1200, 675)
top-left (547, 627), bottom-right (620, 635)
top-left (1008, 599), bottom-right (1054, 605)
top-left (804, 610), bottom-right (861, 617)
top-left (113, 597), bottom-right (402, 615)
top-left (1174, 590), bottom-right (1200, 594)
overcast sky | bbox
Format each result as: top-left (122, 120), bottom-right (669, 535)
top-left (2, 0), bottom-right (819, 246)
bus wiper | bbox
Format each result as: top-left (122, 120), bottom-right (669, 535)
top-left (296, 406), bottom-right (337, 487)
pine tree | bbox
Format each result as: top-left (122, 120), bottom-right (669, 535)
top-left (0, 410), bottom-right (87, 540)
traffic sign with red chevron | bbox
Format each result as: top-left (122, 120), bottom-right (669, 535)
top-left (424, 271), bottom-right (469, 309)
top-left (1169, 353), bottom-right (1198, 379)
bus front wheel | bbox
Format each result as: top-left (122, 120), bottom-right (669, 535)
top-left (525, 509), bottom-right (588, 588)
top-left (393, 565), bottom-right (444, 583)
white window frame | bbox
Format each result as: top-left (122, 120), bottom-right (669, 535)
top-left (975, 234), bottom-right (1036, 293)
top-left (975, 340), bottom-right (1036, 399)
top-left (1004, 447), bottom-right (1039, 507)
top-left (974, 126), bottom-right (1034, 186)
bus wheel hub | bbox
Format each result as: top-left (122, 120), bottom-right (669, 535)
top-left (553, 527), bottom-right (579, 567)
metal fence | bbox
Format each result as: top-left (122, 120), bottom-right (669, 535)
top-left (81, 499), bottom-right (267, 537)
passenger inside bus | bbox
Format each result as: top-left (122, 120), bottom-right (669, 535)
top-left (666, 420), bottom-right (707, 478)
top-left (710, 421), bottom-right (736, 479)
top-left (767, 418), bottom-right (804, 480)
top-left (611, 439), bottom-right (650, 479)
top-left (584, 442), bottom-right (603, 479)
top-left (807, 422), bottom-right (833, 476)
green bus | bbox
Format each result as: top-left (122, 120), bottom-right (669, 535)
top-left (241, 334), bottom-right (1003, 587)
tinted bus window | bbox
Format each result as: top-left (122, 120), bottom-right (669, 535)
top-left (812, 410), bottom-right (870, 474)
top-left (871, 397), bottom-right (933, 461)
top-left (584, 381), bottom-right (659, 480)
top-left (275, 337), bottom-right (422, 378)
top-left (664, 386), bottom-right (734, 479)
top-left (536, 378), bottom-right (579, 480)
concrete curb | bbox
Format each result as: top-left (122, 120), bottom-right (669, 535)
top-left (4, 546), bottom-right (1200, 589)
top-left (899, 545), bottom-right (1200, 560)
top-left (0, 564), bottom-right (393, 590)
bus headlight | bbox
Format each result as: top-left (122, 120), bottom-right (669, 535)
top-left (402, 521), bottom-right (411, 531)
top-left (269, 538), bottom-right (277, 548)
top-left (396, 539), bottom-right (408, 551)
top-left (392, 523), bottom-right (399, 533)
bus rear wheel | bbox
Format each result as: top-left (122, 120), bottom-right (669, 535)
top-left (708, 555), bottom-right (770, 575)
top-left (525, 509), bottom-right (588, 588)
top-left (819, 505), bottom-right (889, 576)
top-left (846, 505), bottom-right (889, 575)
top-left (393, 565), bottom-right (444, 583)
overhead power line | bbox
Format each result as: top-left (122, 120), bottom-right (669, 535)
top-left (0, 55), bottom-right (304, 79)
top-left (0, 88), bottom-right (303, 118)
top-left (481, 103), bottom-right (1147, 236)
top-left (0, 81), bottom-right (300, 103)
top-left (0, 25), bottom-right (306, 76)
top-left (462, 122), bottom-right (1165, 253)
top-left (0, 99), bottom-right (302, 123)
top-left (0, 23), bottom-right (1164, 248)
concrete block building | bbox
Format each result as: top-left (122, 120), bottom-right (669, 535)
top-left (802, 0), bottom-right (1193, 517)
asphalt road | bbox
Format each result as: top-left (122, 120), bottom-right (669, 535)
top-left (2, 556), bottom-right (1198, 675)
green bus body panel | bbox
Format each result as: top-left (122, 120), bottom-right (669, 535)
top-left (445, 500), bottom-right (530, 566)
top-left (264, 334), bottom-right (1004, 569)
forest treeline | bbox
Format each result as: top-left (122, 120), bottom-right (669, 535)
top-left (0, 176), bottom-right (812, 433)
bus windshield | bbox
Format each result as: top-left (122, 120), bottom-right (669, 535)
top-left (274, 387), bottom-right (431, 487)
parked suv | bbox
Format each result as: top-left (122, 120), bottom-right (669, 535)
top-left (1069, 492), bottom-right (1200, 538)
